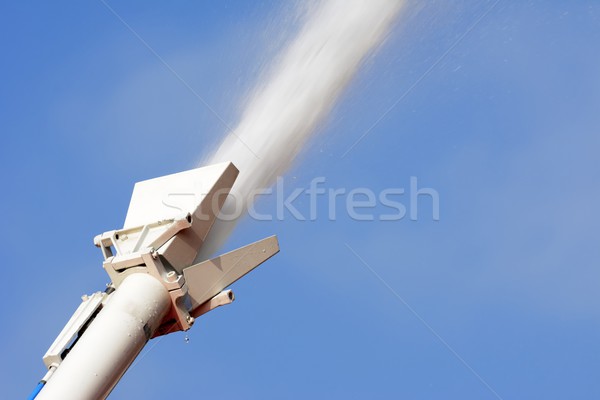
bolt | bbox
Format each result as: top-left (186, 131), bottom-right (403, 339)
top-left (166, 271), bottom-right (177, 283)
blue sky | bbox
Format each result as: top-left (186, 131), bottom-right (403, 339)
top-left (2, 1), bottom-right (600, 399)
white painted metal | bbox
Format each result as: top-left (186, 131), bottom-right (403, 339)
top-left (43, 292), bottom-right (107, 369)
top-left (194, 289), bottom-right (235, 317)
top-left (36, 274), bottom-right (171, 400)
top-left (184, 235), bottom-right (279, 314)
top-left (94, 213), bottom-right (192, 261)
top-left (124, 161), bottom-right (236, 228)
top-left (35, 163), bottom-right (280, 399)
top-left (156, 163), bottom-right (238, 271)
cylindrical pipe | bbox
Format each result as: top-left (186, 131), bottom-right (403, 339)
top-left (37, 273), bottom-right (171, 400)
top-left (27, 382), bottom-right (45, 400)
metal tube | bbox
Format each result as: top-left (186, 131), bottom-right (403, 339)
top-left (37, 273), bottom-right (171, 400)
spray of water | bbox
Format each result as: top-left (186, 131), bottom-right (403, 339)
top-left (199, 0), bottom-right (404, 257)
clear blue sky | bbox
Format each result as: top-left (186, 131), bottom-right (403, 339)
top-left (2, 1), bottom-right (599, 399)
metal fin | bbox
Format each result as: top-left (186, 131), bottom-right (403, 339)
top-left (183, 235), bottom-right (279, 313)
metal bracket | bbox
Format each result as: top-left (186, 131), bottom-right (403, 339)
top-left (93, 213), bottom-right (192, 260)
top-left (43, 292), bottom-right (108, 369)
top-left (94, 214), bottom-right (197, 333)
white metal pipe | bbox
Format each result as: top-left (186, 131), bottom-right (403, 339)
top-left (37, 273), bottom-right (171, 400)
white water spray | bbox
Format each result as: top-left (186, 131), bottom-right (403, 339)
top-left (200, 0), bottom-right (404, 256)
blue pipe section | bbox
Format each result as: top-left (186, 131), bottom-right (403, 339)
top-left (27, 381), bottom-right (45, 400)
